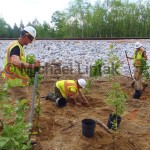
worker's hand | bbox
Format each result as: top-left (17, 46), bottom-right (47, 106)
top-left (86, 101), bottom-right (90, 106)
top-left (34, 60), bottom-right (40, 68)
top-left (83, 99), bottom-right (90, 107)
top-left (38, 67), bottom-right (45, 74)
top-left (76, 102), bottom-right (82, 107)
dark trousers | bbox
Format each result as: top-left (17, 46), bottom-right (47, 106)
top-left (54, 85), bottom-right (63, 98)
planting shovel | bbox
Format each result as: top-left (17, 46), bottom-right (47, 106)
top-left (125, 50), bottom-right (135, 87)
top-left (29, 68), bottom-right (39, 125)
top-left (125, 50), bottom-right (134, 80)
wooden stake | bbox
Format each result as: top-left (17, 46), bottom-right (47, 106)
top-left (96, 120), bottom-right (113, 134)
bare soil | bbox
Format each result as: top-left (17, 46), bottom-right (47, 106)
top-left (0, 73), bottom-right (150, 150)
top-left (29, 74), bottom-right (150, 150)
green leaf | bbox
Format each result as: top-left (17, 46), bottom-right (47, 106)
top-left (0, 137), bottom-right (9, 149)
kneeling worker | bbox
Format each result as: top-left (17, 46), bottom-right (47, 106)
top-left (54, 79), bottom-right (89, 106)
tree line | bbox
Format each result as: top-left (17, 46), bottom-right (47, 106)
top-left (0, 0), bottom-right (150, 38)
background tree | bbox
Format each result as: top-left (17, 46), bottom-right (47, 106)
top-left (51, 11), bottom-right (68, 38)
top-left (12, 24), bottom-right (20, 38)
top-left (1, 0), bottom-right (150, 38)
top-left (0, 17), bottom-right (12, 38)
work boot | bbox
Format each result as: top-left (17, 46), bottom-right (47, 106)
top-left (133, 90), bottom-right (142, 99)
top-left (45, 92), bottom-right (53, 100)
top-left (30, 138), bottom-right (37, 145)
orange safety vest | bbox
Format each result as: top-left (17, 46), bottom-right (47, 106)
top-left (2, 41), bottom-right (29, 85)
top-left (56, 80), bottom-right (78, 98)
top-left (64, 80), bottom-right (78, 97)
top-left (133, 49), bottom-right (144, 67)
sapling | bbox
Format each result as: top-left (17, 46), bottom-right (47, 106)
top-left (141, 59), bottom-right (150, 85)
top-left (26, 54), bottom-right (43, 131)
top-left (90, 59), bottom-right (104, 77)
top-left (106, 44), bottom-right (127, 130)
top-left (84, 79), bottom-right (92, 95)
top-left (26, 54), bottom-right (36, 78)
top-left (107, 82), bottom-right (127, 130)
top-left (26, 54), bottom-right (43, 86)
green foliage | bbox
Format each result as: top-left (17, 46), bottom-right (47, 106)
top-left (15, 99), bottom-right (29, 122)
top-left (107, 83), bottom-right (127, 116)
top-left (26, 54), bottom-right (36, 78)
top-left (0, 96), bottom-right (31, 149)
top-left (0, 85), bottom-right (7, 101)
top-left (34, 90), bottom-right (41, 131)
top-left (90, 59), bottom-right (103, 77)
top-left (141, 59), bottom-right (150, 82)
top-left (107, 44), bottom-right (121, 76)
top-left (29, 76), bottom-right (42, 132)
top-left (1, 103), bottom-right (15, 119)
top-left (25, 54), bottom-right (42, 130)
top-left (0, 81), bottom-right (32, 149)
top-left (106, 44), bottom-right (127, 130)
top-left (25, 54), bottom-right (44, 86)
top-left (0, 122), bottom-right (31, 150)
top-left (51, 11), bottom-right (68, 38)
top-left (25, 55), bottom-right (42, 131)
top-left (1, 0), bottom-right (150, 38)
top-left (84, 79), bottom-right (92, 95)
top-left (5, 78), bottom-right (24, 89)
top-left (111, 118), bottom-right (118, 130)
top-left (26, 54), bottom-right (35, 64)
top-left (12, 24), bottom-right (20, 38)
top-left (29, 74), bottom-right (43, 86)
top-left (0, 17), bottom-right (12, 38)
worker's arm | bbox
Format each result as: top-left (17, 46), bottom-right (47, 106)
top-left (143, 51), bottom-right (148, 60)
top-left (78, 90), bottom-right (90, 106)
top-left (11, 55), bottom-right (40, 69)
top-left (71, 94), bottom-right (81, 106)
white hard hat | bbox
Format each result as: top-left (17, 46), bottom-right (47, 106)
top-left (23, 26), bottom-right (36, 38)
top-left (78, 79), bottom-right (86, 88)
top-left (135, 42), bottom-right (142, 49)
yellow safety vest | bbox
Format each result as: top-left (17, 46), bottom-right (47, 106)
top-left (56, 80), bottom-right (78, 98)
top-left (2, 41), bottom-right (29, 85)
top-left (133, 49), bottom-right (144, 67)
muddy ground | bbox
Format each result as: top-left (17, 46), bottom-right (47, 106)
top-left (25, 73), bottom-right (150, 150)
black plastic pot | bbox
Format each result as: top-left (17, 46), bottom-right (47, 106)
top-left (45, 92), bottom-right (67, 108)
top-left (133, 90), bottom-right (142, 99)
top-left (107, 114), bottom-right (121, 130)
top-left (82, 119), bottom-right (96, 138)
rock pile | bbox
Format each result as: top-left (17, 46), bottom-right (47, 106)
top-left (0, 39), bottom-right (150, 77)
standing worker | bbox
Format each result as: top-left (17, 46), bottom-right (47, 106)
top-left (2, 26), bottom-right (40, 143)
top-left (47, 79), bottom-right (89, 106)
top-left (2, 26), bottom-right (40, 120)
top-left (127, 42), bottom-right (148, 98)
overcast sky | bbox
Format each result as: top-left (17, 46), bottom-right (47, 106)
top-left (0, 0), bottom-right (97, 27)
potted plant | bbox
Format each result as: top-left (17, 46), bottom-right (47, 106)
top-left (106, 44), bottom-right (127, 130)
top-left (106, 82), bottom-right (127, 130)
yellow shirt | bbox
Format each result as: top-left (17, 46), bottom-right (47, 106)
top-left (56, 80), bottom-right (77, 98)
